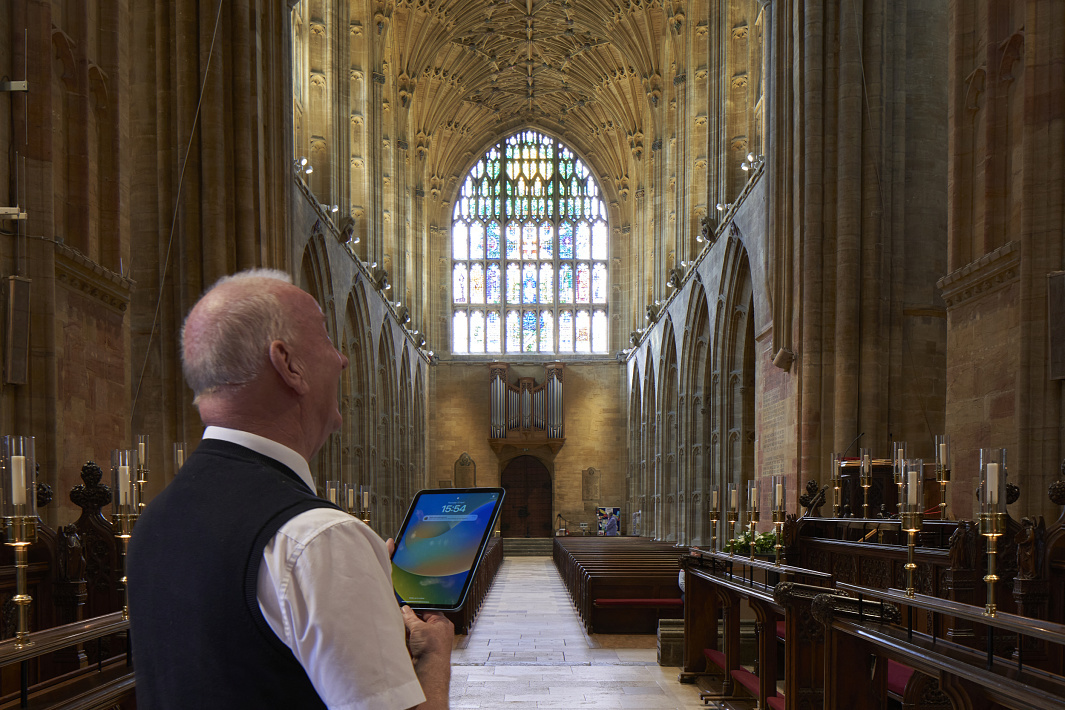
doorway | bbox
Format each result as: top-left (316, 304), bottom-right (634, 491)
top-left (500, 455), bottom-right (553, 538)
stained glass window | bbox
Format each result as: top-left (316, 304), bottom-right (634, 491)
top-left (452, 130), bottom-right (609, 355)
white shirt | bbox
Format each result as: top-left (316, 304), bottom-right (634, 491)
top-left (202, 427), bottom-right (426, 710)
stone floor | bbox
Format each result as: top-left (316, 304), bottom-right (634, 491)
top-left (449, 556), bottom-right (707, 709)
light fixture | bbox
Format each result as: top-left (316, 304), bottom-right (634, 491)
top-left (304, 165), bottom-right (313, 175)
top-left (696, 234), bottom-right (704, 243)
top-left (716, 202), bottom-right (731, 212)
top-left (330, 204), bottom-right (339, 213)
top-left (396, 306), bottom-right (411, 325)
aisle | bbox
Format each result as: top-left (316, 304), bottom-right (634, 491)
top-left (449, 556), bottom-right (705, 709)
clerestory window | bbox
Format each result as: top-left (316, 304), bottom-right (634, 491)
top-left (452, 130), bottom-right (609, 355)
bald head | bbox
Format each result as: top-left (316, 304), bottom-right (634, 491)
top-left (181, 269), bottom-right (298, 403)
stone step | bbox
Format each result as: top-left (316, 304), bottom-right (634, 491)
top-left (502, 537), bottom-right (555, 556)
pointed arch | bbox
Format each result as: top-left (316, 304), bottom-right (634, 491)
top-left (450, 129), bottom-right (610, 356)
top-left (377, 324), bottom-right (398, 535)
top-left (642, 357), bottom-right (658, 539)
top-left (683, 277), bottom-right (713, 545)
top-left (345, 280), bottom-right (375, 509)
top-left (659, 318), bottom-right (680, 542)
top-left (712, 238), bottom-right (756, 540)
top-left (300, 238), bottom-right (339, 490)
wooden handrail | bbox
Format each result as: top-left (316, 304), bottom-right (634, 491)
top-left (835, 582), bottom-right (1065, 647)
top-left (0, 612), bottom-right (128, 667)
top-left (691, 549), bottom-right (834, 579)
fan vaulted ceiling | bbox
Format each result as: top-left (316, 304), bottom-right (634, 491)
top-left (388, 0), bottom-right (684, 199)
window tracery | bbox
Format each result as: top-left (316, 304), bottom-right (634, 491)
top-left (451, 130), bottom-right (608, 355)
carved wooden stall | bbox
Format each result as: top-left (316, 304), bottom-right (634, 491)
top-left (680, 486), bottom-right (1065, 710)
top-left (0, 461), bottom-right (128, 708)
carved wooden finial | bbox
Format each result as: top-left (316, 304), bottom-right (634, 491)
top-left (70, 461), bottom-right (112, 511)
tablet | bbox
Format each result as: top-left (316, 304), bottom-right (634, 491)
top-left (391, 487), bottom-right (505, 612)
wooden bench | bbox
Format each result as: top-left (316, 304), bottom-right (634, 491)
top-left (553, 537), bottom-right (684, 633)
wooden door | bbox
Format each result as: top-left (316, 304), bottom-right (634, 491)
top-left (500, 455), bottom-right (553, 538)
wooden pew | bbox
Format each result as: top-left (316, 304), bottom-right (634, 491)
top-left (445, 536), bottom-right (503, 634)
top-left (553, 537), bottom-right (684, 633)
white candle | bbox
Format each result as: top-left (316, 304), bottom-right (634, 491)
top-left (711, 489), bottom-right (719, 510)
top-left (907, 471), bottom-right (918, 505)
top-left (775, 482), bottom-right (783, 509)
top-left (863, 454), bottom-right (871, 473)
top-left (939, 443), bottom-right (947, 466)
top-left (176, 449), bottom-right (185, 468)
top-left (362, 490), bottom-right (370, 509)
top-left (138, 441), bottom-right (146, 464)
top-left (986, 463), bottom-right (999, 504)
top-left (328, 488), bottom-right (337, 504)
top-left (10, 455), bottom-right (26, 506)
top-left (118, 465), bottom-right (130, 505)
top-left (347, 488), bottom-right (355, 510)
top-left (730, 488), bottom-right (738, 510)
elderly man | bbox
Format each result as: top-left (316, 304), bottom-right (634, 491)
top-left (128, 269), bottom-right (452, 709)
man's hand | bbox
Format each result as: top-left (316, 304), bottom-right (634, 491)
top-left (401, 606), bottom-right (452, 709)
top-left (401, 607), bottom-right (454, 661)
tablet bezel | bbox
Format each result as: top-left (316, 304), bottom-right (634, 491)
top-left (390, 487), bottom-right (505, 612)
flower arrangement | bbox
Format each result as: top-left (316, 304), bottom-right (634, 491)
top-left (723, 529), bottom-right (777, 554)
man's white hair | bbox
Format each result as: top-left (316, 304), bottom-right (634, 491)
top-left (181, 269), bottom-right (297, 399)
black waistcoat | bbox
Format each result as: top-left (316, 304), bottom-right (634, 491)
top-left (128, 439), bottom-right (336, 709)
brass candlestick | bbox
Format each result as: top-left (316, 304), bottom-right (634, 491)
top-left (935, 435), bottom-right (951, 520)
top-left (860, 448), bottom-right (872, 518)
top-left (830, 453), bottom-right (842, 518)
top-left (726, 511), bottom-right (738, 556)
top-left (979, 448), bottom-right (1007, 617)
top-left (772, 475), bottom-right (786, 566)
top-left (900, 459), bottom-right (924, 597)
top-left (136, 435), bottom-right (150, 516)
top-left (174, 441), bottom-right (187, 473)
top-left (708, 485), bottom-right (720, 552)
top-left (3, 434), bottom-right (38, 649)
top-left (112, 449), bottom-right (141, 620)
top-left (747, 480), bottom-right (759, 560)
top-left (359, 485), bottom-right (372, 526)
top-left (893, 441), bottom-right (907, 516)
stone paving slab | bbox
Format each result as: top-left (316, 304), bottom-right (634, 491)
top-left (448, 556), bottom-right (706, 708)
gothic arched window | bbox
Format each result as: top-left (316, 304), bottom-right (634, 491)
top-left (452, 130), bottom-right (608, 355)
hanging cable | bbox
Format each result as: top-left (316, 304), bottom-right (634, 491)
top-left (130, 0), bottom-right (224, 424)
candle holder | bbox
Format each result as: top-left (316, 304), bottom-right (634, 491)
top-left (900, 458), bottom-right (924, 598)
top-left (111, 449), bottom-right (141, 620)
top-left (747, 480), bottom-right (759, 560)
top-left (859, 448), bottom-right (872, 518)
top-left (771, 475), bottom-right (786, 566)
top-left (135, 435), bottom-right (150, 515)
top-left (708, 485), bottom-right (720, 552)
top-left (359, 484), bottom-right (372, 525)
top-left (343, 483), bottom-right (357, 516)
top-left (830, 453), bottom-right (842, 517)
top-left (325, 480), bottom-right (341, 507)
top-left (892, 442), bottom-right (907, 515)
top-left (935, 435), bottom-right (951, 520)
top-left (3, 435), bottom-right (38, 648)
top-left (726, 483), bottom-right (739, 555)
top-left (979, 448), bottom-right (1007, 617)
top-left (174, 442), bottom-right (187, 473)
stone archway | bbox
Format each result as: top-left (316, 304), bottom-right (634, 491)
top-left (500, 455), bottom-right (553, 538)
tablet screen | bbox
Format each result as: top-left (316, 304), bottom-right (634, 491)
top-left (391, 488), bottom-right (505, 611)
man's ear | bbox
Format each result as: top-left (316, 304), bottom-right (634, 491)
top-left (268, 340), bottom-right (310, 395)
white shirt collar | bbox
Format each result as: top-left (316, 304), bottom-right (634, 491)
top-left (201, 426), bottom-right (316, 494)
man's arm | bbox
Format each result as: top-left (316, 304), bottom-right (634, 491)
top-left (402, 606), bottom-right (453, 710)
